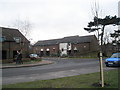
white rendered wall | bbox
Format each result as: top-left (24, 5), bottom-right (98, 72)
top-left (59, 43), bottom-right (68, 56)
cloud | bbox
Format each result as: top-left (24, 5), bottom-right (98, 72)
top-left (0, 0), bottom-right (119, 43)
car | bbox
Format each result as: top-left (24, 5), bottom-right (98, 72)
top-left (29, 54), bottom-right (40, 60)
top-left (105, 53), bottom-right (120, 67)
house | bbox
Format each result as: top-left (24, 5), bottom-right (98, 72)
top-left (0, 27), bottom-right (30, 60)
top-left (102, 43), bottom-right (120, 56)
top-left (33, 35), bottom-right (99, 57)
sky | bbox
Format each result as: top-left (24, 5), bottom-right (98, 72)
top-left (0, 0), bottom-right (119, 44)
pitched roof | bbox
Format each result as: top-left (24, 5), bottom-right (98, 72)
top-left (34, 35), bottom-right (97, 46)
top-left (1, 27), bottom-right (29, 43)
top-left (34, 38), bottom-right (62, 46)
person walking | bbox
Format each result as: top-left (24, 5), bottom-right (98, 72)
top-left (16, 50), bottom-right (23, 64)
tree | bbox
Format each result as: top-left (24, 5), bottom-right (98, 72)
top-left (12, 18), bottom-right (33, 54)
top-left (13, 18), bottom-right (32, 40)
top-left (84, 15), bottom-right (120, 87)
top-left (110, 30), bottom-right (120, 52)
top-left (84, 15), bottom-right (120, 46)
top-left (103, 32), bottom-right (111, 45)
top-left (102, 31), bottom-right (111, 56)
top-left (90, 1), bottom-right (102, 42)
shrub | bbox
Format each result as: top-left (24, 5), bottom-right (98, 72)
top-left (61, 54), bottom-right (68, 58)
top-left (2, 59), bottom-right (13, 64)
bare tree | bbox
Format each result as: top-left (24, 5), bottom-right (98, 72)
top-left (12, 18), bottom-right (33, 55)
top-left (91, 1), bottom-right (101, 42)
top-left (84, 1), bottom-right (120, 87)
top-left (103, 31), bottom-right (111, 44)
top-left (13, 18), bottom-right (32, 40)
top-left (103, 31), bottom-right (111, 56)
top-left (90, 1), bottom-right (103, 87)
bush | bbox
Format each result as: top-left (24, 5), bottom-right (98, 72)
top-left (2, 59), bottom-right (13, 64)
top-left (2, 58), bottom-right (42, 64)
top-left (61, 54), bottom-right (68, 58)
top-left (50, 54), bottom-right (59, 57)
top-left (22, 58), bottom-right (31, 62)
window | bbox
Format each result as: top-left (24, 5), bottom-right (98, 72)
top-left (2, 50), bottom-right (7, 59)
top-left (74, 47), bottom-right (78, 53)
top-left (41, 49), bottom-right (44, 51)
top-left (0, 36), bottom-right (6, 42)
top-left (67, 43), bottom-right (71, 50)
top-left (61, 48), bottom-right (64, 51)
top-left (111, 53), bottom-right (120, 58)
top-left (53, 48), bottom-right (55, 52)
top-left (13, 37), bottom-right (21, 43)
top-left (46, 48), bottom-right (50, 51)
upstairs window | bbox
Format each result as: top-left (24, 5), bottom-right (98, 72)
top-left (0, 36), bottom-right (6, 42)
top-left (13, 37), bottom-right (21, 43)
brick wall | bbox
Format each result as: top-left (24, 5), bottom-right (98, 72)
top-left (33, 41), bottom-right (99, 57)
top-left (33, 44), bottom-right (59, 56)
top-left (2, 41), bottom-right (30, 59)
top-left (72, 42), bottom-right (91, 53)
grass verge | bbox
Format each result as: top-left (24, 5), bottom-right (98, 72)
top-left (2, 69), bottom-right (118, 88)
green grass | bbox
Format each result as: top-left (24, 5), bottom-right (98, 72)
top-left (3, 69), bottom-right (118, 88)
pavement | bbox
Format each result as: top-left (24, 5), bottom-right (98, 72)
top-left (1, 60), bottom-right (54, 69)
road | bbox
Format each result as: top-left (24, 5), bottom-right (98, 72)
top-left (2, 58), bottom-right (115, 85)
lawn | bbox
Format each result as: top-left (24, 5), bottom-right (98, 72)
top-left (2, 69), bottom-right (118, 88)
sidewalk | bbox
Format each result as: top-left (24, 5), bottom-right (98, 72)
top-left (1, 60), bottom-right (54, 69)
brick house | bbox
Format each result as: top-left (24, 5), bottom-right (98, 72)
top-left (102, 43), bottom-right (120, 56)
top-left (0, 27), bottom-right (30, 60)
top-left (33, 35), bottom-right (99, 57)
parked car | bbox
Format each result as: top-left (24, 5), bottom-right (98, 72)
top-left (105, 53), bottom-right (120, 67)
top-left (29, 54), bottom-right (40, 60)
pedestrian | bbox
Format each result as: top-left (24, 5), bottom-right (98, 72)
top-left (16, 50), bottom-right (23, 64)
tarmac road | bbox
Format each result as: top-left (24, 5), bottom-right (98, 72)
top-left (2, 58), bottom-right (116, 85)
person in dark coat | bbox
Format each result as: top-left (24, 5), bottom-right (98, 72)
top-left (16, 50), bottom-right (23, 64)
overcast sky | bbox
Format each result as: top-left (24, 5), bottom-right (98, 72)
top-left (0, 0), bottom-right (119, 43)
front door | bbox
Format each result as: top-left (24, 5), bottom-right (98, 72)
top-left (13, 51), bottom-right (17, 58)
top-left (2, 50), bottom-right (7, 59)
top-left (46, 51), bottom-right (50, 56)
top-left (40, 51), bottom-right (44, 56)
